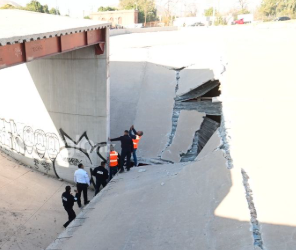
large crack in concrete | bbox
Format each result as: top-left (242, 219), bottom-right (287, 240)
top-left (218, 115), bottom-right (234, 169)
top-left (160, 70), bottom-right (222, 161)
top-left (180, 117), bottom-right (220, 162)
top-left (241, 169), bottom-right (264, 249)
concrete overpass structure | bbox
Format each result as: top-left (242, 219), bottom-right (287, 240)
top-left (1, 10), bottom-right (296, 250)
top-left (47, 25), bottom-right (296, 250)
top-left (0, 10), bottom-right (110, 183)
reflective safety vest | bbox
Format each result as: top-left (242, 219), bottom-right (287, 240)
top-left (132, 135), bottom-right (141, 149)
top-left (110, 150), bottom-right (119, 167)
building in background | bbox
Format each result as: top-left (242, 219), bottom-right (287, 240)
top-left (90, 9), bottom-right (139, 28)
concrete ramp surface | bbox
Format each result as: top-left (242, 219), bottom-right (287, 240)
top-left (49, 26), bottom-right (296, 249)
top-left (47, 133), bottom-right (253, 250)
top-left (0, 151), bottom-right (86, 250)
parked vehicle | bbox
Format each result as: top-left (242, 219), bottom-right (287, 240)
top-left (234, 19), bottom-right (244, 24)
top-left (189, 22), bottom-right (205, 27)
top-left (237, 14), bottom-right (253, 24)
top-left (274, 16), bottom-right (291, 21)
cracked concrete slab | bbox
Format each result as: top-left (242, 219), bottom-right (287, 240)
top-left (162, 110), bottom-right (204, 162)
top-left (176, 66), bottom-right (215, 97)
top-left (110, 31), bottom-right (221, 160)
top-left (109, 27), bottom-right (296, 249)
top-left (46, 147), bottom-right (254, 250)
top-left (133, 63), bottom-right (177, 158)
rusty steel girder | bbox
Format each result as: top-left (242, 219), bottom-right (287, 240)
top-left (0, 28), bottom-right (106, 69)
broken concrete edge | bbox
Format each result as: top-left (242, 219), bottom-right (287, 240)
top-left (110, 26), bottom-right (178, 37)
top-left (45, 174), bottom-right (121, 250)
top-left (217, 116), bottom-right (234, 169)
top-left (137, 156), bottom-right (174, 165)
top-left (175, 80), bottom-right (220, 102)
top-left (241, 169), bottom-right (264, 249)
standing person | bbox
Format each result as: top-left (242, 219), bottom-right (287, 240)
top-left (110, 130), bottom-right (133, 172)
top-left (109, 145), bottom-right (120, 179)
top-left (74, 163), bottom-right (90, 207)
top-left (129, 125), bottom-right (144, 167)
top-left (91, 161), bottom-right (109, 195)
top-left (61, 186), bottom-right (78, 228)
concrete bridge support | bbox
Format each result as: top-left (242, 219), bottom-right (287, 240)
top-left (0, 43), bottom-right (109, 183)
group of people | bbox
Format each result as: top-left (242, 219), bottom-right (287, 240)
top-left (61, 125), bottom-right (143, 228)
top-left (110, 125), bottom-right (144, 172)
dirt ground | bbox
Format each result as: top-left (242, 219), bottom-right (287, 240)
top-left (0, 151), bottom-right (94, 250)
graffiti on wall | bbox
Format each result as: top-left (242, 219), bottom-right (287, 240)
top-left (53, 129), bottom-right (107, 179)
top-left (0, 118), bottom-right (107, 181)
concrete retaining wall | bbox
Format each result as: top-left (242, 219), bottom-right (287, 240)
top-left (0, 44), bottom-right (109, 183)
top-left (110, 26), bottom-right (178, 36)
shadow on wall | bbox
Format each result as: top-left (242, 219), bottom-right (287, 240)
top-left (110, 60), bottom-right (216, 160)
top-left (107, 61), bottom-right (296, 249)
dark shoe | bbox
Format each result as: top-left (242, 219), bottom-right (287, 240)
top-left (78, 204), bottom-right (82, 208)
top-left (84, 201), bottom-right (90, 205)
top-left (127, 168), bottom-right (130, 171)
top-left (119, 169), bottom-right (124, 173)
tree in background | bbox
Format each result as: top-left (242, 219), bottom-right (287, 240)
top-left (25, 0), bottom-right (44, 12)
top-left (119, 0), bottom-right (158, 25)
top-left (98, 6), bottom-right (118, 11)
top-left (259, 0), bottom-right (296, 17)
top-left (84, 16), bottom-right (91, 19)
top-left (42, 4), bottom-right (49, 13)
top-left (236, 0), bottom-right (250, 15)
top-left (0, 1), bottom-right (60, 15)
top-left (49, 8), bottom-right (60, 15)
top-left (0, 4), bottom-right (17, 9)
top-left (204, 7), bottom-right (214, 16)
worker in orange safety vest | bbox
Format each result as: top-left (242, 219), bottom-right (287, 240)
top-left (109, 145), bottom-right (120, 179)
top-left (129, 125), bottom-right (143, 167)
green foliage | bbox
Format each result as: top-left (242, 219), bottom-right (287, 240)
top-left (43, 4), bottom-right (49, 13)
top-left (26, 0), bottom-right (44, 12)
top-left (259, 0), bottom-right (296, 16)
top-left (237, 8), bottom-right (250, 14)
top-left (84, 16), bottom-right (91, 19)
top-left (98, 6), bottom-right (117, 11)
top-left (0, 4), bottom-right (17, 9)
top-left (119, 0), bottom-right (158, 24)
top-left (49, 8), bottom-right (60, 15)
top-left (119, 0), bottom-right (136, 10)
top-left (214, 16), bottom-right (227, 25)
top-left (1, 1), bottom-right (61, 15)
top-left (204, 7), bottom-right (214, 16)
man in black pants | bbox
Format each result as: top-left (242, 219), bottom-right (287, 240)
top-left (62, 186), bottom-right (78, 228)
top-left (92, 161), bottom-right (109, 195)
top-left (74, 163), bottom-right (90, 207)
top-left (110, 130), bottom-right (134, 172)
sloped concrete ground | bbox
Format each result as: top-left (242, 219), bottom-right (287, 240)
top-left (47, 136), bottom-right (254, 250)
top-left (48, 25), bottom-right (296, 249)
top-left (0, 151), bottom-right (93, 250)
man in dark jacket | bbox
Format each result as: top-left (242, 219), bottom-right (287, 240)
top-left (92, 161), bottom-right (109, 195)
top-left (110, 130), bottom-right (134, 172)
top-left (62, 186), bottom-right (78, 228)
